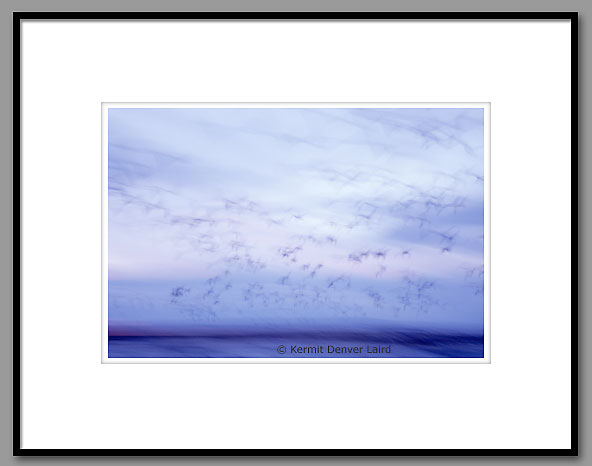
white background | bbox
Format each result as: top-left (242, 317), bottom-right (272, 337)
top-left (21, 20), bottom-right (572, 449)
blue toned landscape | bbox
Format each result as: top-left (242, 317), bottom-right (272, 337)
top-left (108, 107), bottom-right (485, 359)
top-left (108, 332), bottom-right (483, 359)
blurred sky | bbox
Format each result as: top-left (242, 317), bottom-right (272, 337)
top-left (108, 107), bottom-right (484, 331)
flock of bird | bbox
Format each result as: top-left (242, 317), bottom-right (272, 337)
top-left (109, 109), bottom-right (485, 324)
top-left (138, 179), bottom-right (485, 322)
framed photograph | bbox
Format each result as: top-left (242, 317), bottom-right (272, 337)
top-left (103, 102), bottom-right (490, 363)
top-left (15, 12), bottom-right (577, 455)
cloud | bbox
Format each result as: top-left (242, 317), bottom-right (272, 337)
top-left (108, 107), bottom-right (484, 329)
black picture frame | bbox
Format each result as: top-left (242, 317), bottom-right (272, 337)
top-left (13, 11), bottom-right (579, 457)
